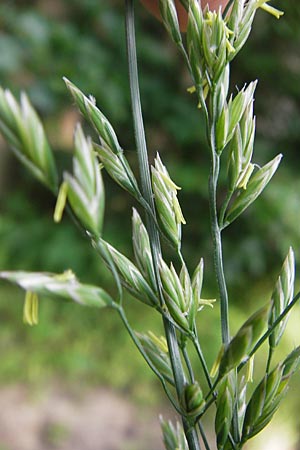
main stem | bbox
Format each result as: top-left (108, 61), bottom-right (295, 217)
top-left (208, 93), bottom-right (230, 345)
top-left (208, 89), bottom-right (240, 445)
top-left (125, 2), bottom-right (200, 449)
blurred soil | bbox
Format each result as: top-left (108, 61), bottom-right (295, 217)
top-left (1, 385), bottom-right (299, 450)
top-left (0, 384), bottom-right (165, 450)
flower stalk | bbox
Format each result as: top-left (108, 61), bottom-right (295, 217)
top-left (125, 1), bottom-right (201, 448)
top-left (0, 2), bottom-right (298, 450)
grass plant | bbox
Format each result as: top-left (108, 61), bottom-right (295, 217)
top-left (0, 1), bottom-right (299, 449)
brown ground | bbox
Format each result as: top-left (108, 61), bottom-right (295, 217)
top-left (1, 385), bottom-right (299, 450)
top-left (0, 384), bottom-right (165, 450)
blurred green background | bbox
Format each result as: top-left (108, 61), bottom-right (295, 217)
top-left (0, 0), bottom-right (300, 449)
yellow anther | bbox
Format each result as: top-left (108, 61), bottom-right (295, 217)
top-left (237, 163), bottom-right (255, 190)
top-left (23, 291), bottom-right (39, 326)
top-left (53, 181), bottom-right (68, 223)
top-left (256, 1), bottom-right (284, 19)
top-left (160, 171), bottom-right (181, 191)
top-left (210, 345), bottom-right (225, 378)
top-left (187, 86), bottom-right (196, 94)
top-left (246, 355), bottom-right (255, 383)
top-left (54, 269), bottom-right (76, 282)
top-left (172, 194), bottom-right (186, 225)
top-left (148, 331), bottom-right (169, 353)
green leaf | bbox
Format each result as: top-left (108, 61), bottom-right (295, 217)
top-left (0, 270), bottom-right (114, 309)
top-left (225, 154), bottom-right (282, 225)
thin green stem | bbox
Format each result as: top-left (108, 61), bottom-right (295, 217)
top-left (198, 422), bottom-right (211, 450)
top-left (228, 432), bottom-right (239, 450)
top-left (99, 235), bottom-right (180, 405)
top-left (196, 87), bottom-right (210, 125)
top-left (219, 189), bottom-right (234, 230)
top-left (125, 2), bottom-right (200, 449)
top-left (208, 141), bottom-right (230, 345)
top-left (95, 238), bottom-right (123, 304)
top-left (182, 345), bottom-right (195, 383)
top-left (117, 305), bottom-right (182, 414)
top-left (180, 343), bottom-right (211, 450)
top-left (178, 42), bottom-right (193, 75)
top-left (192, 333), bottom-right (214, 391)
top-left (204, 376), bottom-right (219, 402)
top-left (197, 396), bottom-right (215, 421)
top-left (231, 398), bottom-right (240, 446)
top-left (207, 88), bottom-right (240, 445)
top-left (266, 346), bottom-right (274, 374)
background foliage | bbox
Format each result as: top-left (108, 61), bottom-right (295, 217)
top-left (0, 0), bottom-right (299, 446)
